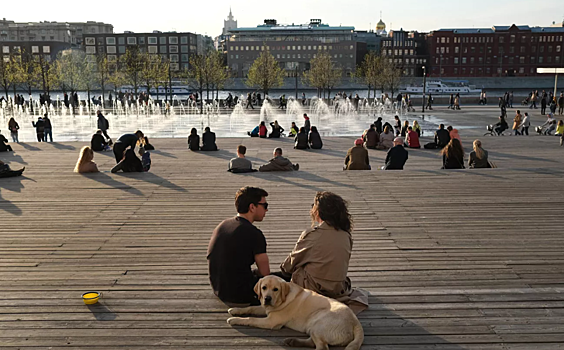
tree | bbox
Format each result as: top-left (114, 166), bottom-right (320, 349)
top-left (208, 52), bottom-right (229, 101)
top-left (245, 48), bottom-right (284, 96)
top-left (122, 47), bottom-right (144, 95)
top-left (82, 60), bottom-right (97, 112)
top-left (95, 54), bottom-right (112, 106)
top-left (303, 51), bottom-right (342, 99)
top-left (355, 51), bottom-right (383, 100)
top-left (182, 53), bottom-right (206, 114)
top-left (36, 55), bottom-right (57, 97)
top-left (0, 55), bottom-right (21, 99)
top-left (380, 57), bottom-right (402, 97)
top-left (16, 50), bottom-right (42, 112)
top-left (108, 57), bottom-right (126, 99)
top-left (55, 50), bottom-right (86, 113)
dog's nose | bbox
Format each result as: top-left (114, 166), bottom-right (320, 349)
top-left (264, 296), bottom-right (272, 304)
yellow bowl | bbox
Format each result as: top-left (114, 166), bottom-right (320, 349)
top-left (82, 291), bottom-right (101, 305)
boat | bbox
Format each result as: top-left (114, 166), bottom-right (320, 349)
top-left (119, 86), bottom-right (192, 95)
top-left (402, 80), bottom-right (482, 95)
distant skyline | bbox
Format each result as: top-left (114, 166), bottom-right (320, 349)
top-left (3, 0), bottom-right (563, 36)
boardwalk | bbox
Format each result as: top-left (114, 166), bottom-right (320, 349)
top-left (1, 107), bottom-right (564, 349)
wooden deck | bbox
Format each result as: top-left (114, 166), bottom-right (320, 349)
top-left (1, 107), bottom-right (564, 349)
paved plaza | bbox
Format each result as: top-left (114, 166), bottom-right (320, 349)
top-left (0, 106), bottom-right (564, 349)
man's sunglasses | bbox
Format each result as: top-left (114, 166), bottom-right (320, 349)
top-left (256, 202), bottom-right (268, 210)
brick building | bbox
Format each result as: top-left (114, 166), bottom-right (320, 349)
top-left (427, 24), bottom-right (564, 77)
top-left (226, 19), bottom-right (366, 78)
top-left (381, 29), bottom-right (428, 77)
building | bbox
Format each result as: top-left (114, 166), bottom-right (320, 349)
top-left (427, 24), bottom-right (564, 77)
top-left (354, 30), bottom-right (381, 53)
top-left (226, 19), bottom-right (366, 78)
top-left (1, 41), bottom-right (72, 62)
top-left (0, 18), bottom-right (112, 46)
top-left (381, 29), bottom-right (428, 77)
top-left (84, 31), bottom-right (199, 71)
top-left (215, 9), bottom-right (238, 52)
top-left (376, 18), bottom-right (387, 36)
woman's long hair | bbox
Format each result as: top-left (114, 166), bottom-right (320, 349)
top-left (311, 191), bottom-right (352, 233)
top-left (383, 125), bottom-right (391, 134)
top-left (8, 118), bottom-right (17, 128)
top-left (473, 139), bottom-right (485, 159)
top-left (74, 146), bottom-right (94, 173)
top-left (121, 149), bottom-right (143, 172)
top-left (441, 138), bottom-right (465, 160)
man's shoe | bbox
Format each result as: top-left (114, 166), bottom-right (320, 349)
top-left (293, 163), bottom-right (299, 171)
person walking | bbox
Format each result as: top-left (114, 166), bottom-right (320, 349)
top-left (97, 110), bottom-right (111, 144)
top-left (8, 117), bottom-right (19, 143)
top-left (426, 93), bottom-right (433, 110)
top-left (541, 93), bottom-right (547, 115)
top-left (558, 93), bottom-right (564, 115)
top-left (513, 110), bottom-right (522, 136)
top-left (245, 93), bottom-right (254, 110)
top-left (530, 91), bottom-right (537, 109)
top-left (521, 112), bottom-right (530, 136)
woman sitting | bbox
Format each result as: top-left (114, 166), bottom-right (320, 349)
top-left (468, 139), bottom-right (490, 169)
top-left (377, 125), bottom-right (394, 150)
top-left (344, 138), bottom-right (370, 170)
top-left (74, 146), bottom-right (99, 173)
top-left (556, 120), bottom-right (564, 136)
top-left (111, 148), bottom-right (143, 173)
top-left (0, 160), bottom-right (24, 178)
top-left (308, 126), bottom-right (323, 149)
top-left (259, 121), bottom-right (267, 138)
top-left (187, 128), bottom-right (200, 151)
top-left (269, 120), bottom-right (284, 138)
top-left (294, 127), bottom-right (310, 149)
top-left (280, 191), bottom-right (368, 313)
top-left (441, 138), bottom-right (465, 169)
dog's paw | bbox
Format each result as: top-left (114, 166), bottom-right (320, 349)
top-left (283, 338), bottom-right (299, 347)
top-left (228, 308), bottom-right (243, 316)
top-left (227, 317), bottom-right (241, 326)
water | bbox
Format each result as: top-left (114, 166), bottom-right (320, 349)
top-left (0, 95), bottom-right (447, 142)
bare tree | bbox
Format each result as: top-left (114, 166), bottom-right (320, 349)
top-left (303, 51), bottom-right (342, 99)
top-left (245, 48), bottom-right (284, 96)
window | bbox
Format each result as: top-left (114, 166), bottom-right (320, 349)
top-left (454, 68), bottom-right (458, 75)
top-left (160, 46), bottom-right (167, 53)
top-left (462, 57), bottom-right (467, 64)
top-left (509, 46), bottom-right (514, 53)
top-left (510, 35), bottom-right (515, 43)
top-left (106, 37), bottom-right (116, 45)
top-left (85, 37), bottom-right (95, 45)
top-left (170, 63), bottom-right (179, 71)
top-left (455, 46), bottom-right (459, 54)
top-left (548, 46), bottom-right (553, 53)
top-left (148, 46), bottom-right (158, 54)
top-left (454, 57), bottom-right (459, 64)
top-left (107, 46), bottom-right (116, 54)
top-left (148, 37), bottom-right (157, 44)
top-left (557, 56), bottom-right (561, 63)
top-left (138, 37), bottom-right (145, 44)
top-left (85, 46), bottom-right (96, 54)
top-left (499, 36), bottom-right (504, 43)
top-left (470, 57), bottom-right (475, 64)
top-left (108, 55), bottom-right (117, 61)
top-left (170, 46), bottom-right (178, 53)
top-left (520, 46), bottom-right (525, 53)
top-left (118, 37), bottom-right (125, 45)
top-left (118, 46), bottom-right (126, 54)
top-left (181, 45), bottom-right (188, 53)
top-left (2, 46), bottom-right (9, 54)
top-left (160, 37), bottom-right (166, 44)
top-left (42, 46), bottom-right (50, 53)
top-left (127, 37), bottom-right (136, 45)
top-left (170, 54), bottom-right (178, 62)
top-left (539, 56), bottom-right (544, 63)
top-left (557, 46), bottom-right (561, 53)
top-left (169, 37), bottom-right (178, 44)
top-left (540, 46), bottom-right (544, 53)
top-left (181, 37), bottom-right (188, 44)
top-left (519, 67), bottom-right (524, 74)
top-left (441, 37), bottom-right (445, 43)
top-left (547, 56), bottom-right (552, 63)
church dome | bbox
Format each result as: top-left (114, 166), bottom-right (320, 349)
top-left (376, 19), bottom-right (386, 30)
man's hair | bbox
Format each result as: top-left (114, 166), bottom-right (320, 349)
top-left (439, 124), bottom-right (445, 129)
top-left (235, 187), bottom-right (268, 214)
top-left (408, 126), bottom-right (412, 130)
top-left (312, 191), bottom-right (352, 233)
top-left (274, 147), bottom-right (283, 156)
top-left (237, 145), bottom-right (246, 155)
top-left (370, 124), bottom-right (375, 129)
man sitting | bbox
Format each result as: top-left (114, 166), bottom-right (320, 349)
top-left (384, 137), bottom-right (409, 170)
top-left (434, 124), bottom-right (451, 148)
top-left (363, 124), bottom-right (379, 149)
top-left (0, 160), bottom-right (24, 178)
top-left (229, 145), bottom-right (255, 173)
top-left (406, 126), bottom-right (420, 148)
top-left (201, 127), bottom-right (218, 151)
top-left (259, 148), bottom-right (299, 171)
top-left (294, 127), bottom-right (309, 149)
top-left (91, 130), bottom-right (110, 152)
top-left (0, 131), bottom-right (13, 152)
top-left (207, 187), bottom-right (271, 306)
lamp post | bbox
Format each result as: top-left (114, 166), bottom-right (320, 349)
top-left (295, 65), bottom-right (298, 100)
top-left (537, 68), bottom-right (564, 98)
top-left (422, 66), bottom-right (426, 112)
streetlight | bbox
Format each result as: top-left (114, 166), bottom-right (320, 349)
top-left (537, 67), bottom-right (564, 98)
top-left (422, 66), bottom-right (426, 113)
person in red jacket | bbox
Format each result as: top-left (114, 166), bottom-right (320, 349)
top-left (259, 121), bottom-right (267, 138)
top-left (406, 126), bottom-right (420, 148)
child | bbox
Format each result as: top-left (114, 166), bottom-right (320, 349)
top-left (139, 147), bottom-right (151, 172)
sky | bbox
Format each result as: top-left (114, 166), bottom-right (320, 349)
top-left (3, 0), bottom-right (563, 37)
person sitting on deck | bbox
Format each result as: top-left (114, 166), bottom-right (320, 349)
top-left (201, 127), bottom-right (218, 151)
top-left (248, 125), bottom-right (260, 137)
top-left (362, 124), bottom-right (379, 149)
top-left (468, 139), bottom-right (490, 169)
top-left (406, 126), bottom-right (420, 148)
top-left (74, 146), bottom-right (99, 173)
top-left (259, 148), bottom-right (299, 172)
top-left (435, 124), bottom-right (451, 148)
top-left (288, 122), bottom-right (299, 137)
top-left (278, 191), bottom-right (368, 314)
top-left (113, 130), bottom-right (144, 163)
top-left (269, 120), bottom-right (284, 138)
top-left (139, 147), bottom-right (151, 172)
top-left (188, 128), bottom-right (200, 151)
top-left (308, 126), bottom-right (323, 149)
top-left (207, 186), bottom-right (271, 306)
top-left (229, 145), bottom-right (255, 173)
top-left (111, 148), bottom-right (144, 173)
top-left (91, 130), bottom-right (111, 152)
top-left (377, 125), bottom-right (394, 150)
top-left (441, 138), bottom-right (465, 169)
top-left (0, 131), bottom-right (13, 152)
top-left (294, 127), bottom-right (310, 149)
top-left (344, 138), bottom-right (370, 170)
top-left (384, 137), bottom-right (409, 170)
top-left (0, 160), bottom-right (24, 178)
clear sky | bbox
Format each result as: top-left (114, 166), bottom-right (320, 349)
top-left (3, 0), bottom-right (563, 37)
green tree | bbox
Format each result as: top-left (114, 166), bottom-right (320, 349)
top-left (355, 51), bottom-right (383, 100)
top-left (55, 50), bottom-right (86, 113)
top-left (380, 57), bottom-right (402, 97)
top-left (303, 51), bottom-right (342, 99)
top-left (0, 55), bottom-right (21, 99)
top-left (182, 53), bottom-right (206, 114)
top-left (208, 51), bottom-right (229, 101)
top-left (108, 57), bottom-right (126, 99)
top-left (122, 47), bottom-right (144, 95)
top-left (95, 54), bottom-right (112, 106)
top-left (37, 55), bottom-right (57, 96)
top-left (245, 48), bottom-right (284, 96)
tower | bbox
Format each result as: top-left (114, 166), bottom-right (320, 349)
top-left (223, 8), bottom-right (238, 35)
top-left (376, 12), bottom-right (386, 36)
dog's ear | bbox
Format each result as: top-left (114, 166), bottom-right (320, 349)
top-left (280, 281), bottom-right (290, 304)
top-left (254, 279), bottom-right (262, 299)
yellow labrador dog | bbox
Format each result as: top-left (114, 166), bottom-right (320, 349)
top-left (227, 275), bottom-right (364, 350)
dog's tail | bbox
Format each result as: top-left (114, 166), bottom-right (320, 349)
top-left (345, 321), bottom-right (364, 350)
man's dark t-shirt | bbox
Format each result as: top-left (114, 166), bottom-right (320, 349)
top-left (207, 217), bottom-right (267, 304)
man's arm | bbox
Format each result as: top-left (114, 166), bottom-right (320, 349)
top-left (254, 253), bottom-right (270, 277)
